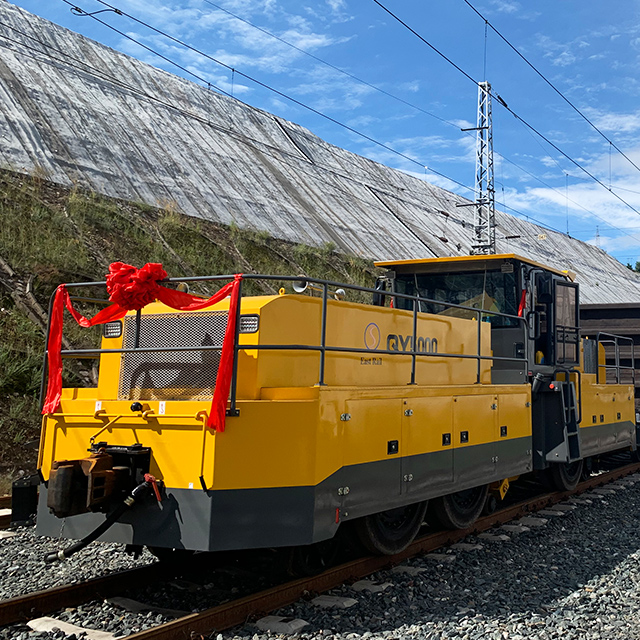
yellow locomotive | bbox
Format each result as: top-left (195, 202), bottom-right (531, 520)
top-left (36, 254), bottom-right (637, 559)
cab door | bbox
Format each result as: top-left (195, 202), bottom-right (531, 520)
top-left (554, 281), bottom-right (580, 367)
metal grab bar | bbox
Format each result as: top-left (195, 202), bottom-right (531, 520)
top-left (594, 332), bottom-right (636, 386)
top-left (554, 368), bottom-right (583, 425)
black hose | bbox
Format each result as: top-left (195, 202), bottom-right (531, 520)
top-left (45, 478), bottom-right (154, 563)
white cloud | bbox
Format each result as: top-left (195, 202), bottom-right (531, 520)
top-left (326, 0), bottom-right (346, 12)
top-left (489, 0), bottom-right (520, 14)
top-left (535, 34), bottom-right (592, 68)
top-left (450, 118), bottom-right (474, 130)
top-left (346, 114), bottom-right (379, 128)
top-left (398, 81), bottom-right (420, 93)
top-left (588, 110), bottom-right (640, 134)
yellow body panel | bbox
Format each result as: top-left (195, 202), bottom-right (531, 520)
top-left (453, 395), bottom-right (498, 447)
top-left (402, 395), bottom-right (453, 458)
top-left (41, 382), bottom-right (534, 491)
top-left (579, 378), bottom-right (635, 432)
top-left (498, 392), bottom-right (533, 441)
top-left (343, 398), bottom-right (403, 465)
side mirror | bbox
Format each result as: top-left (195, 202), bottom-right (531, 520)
top-left (372, 277), bottom-right (387, 306)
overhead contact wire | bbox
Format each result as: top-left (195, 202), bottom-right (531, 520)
top-left (462, 0), bottom-right (640, 177)
top-left (371, 0), bottom-right (640, 221)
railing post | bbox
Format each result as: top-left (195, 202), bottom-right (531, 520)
top-left (409, 297), bottom-right (418, 385)
top-left (476, 309), bottom-right (482, 383)
top-left (318, 283), bottom-right (328, 386)
top-left (134, 309), bottom-right (142, 349)
top-left (227, 277), bottom-right (243, 417)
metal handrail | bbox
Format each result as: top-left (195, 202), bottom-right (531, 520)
top-left (40, 273), bottom-right (530, 410)
top-left (555, 323), bottom-right (580, 366)
top-left (554, 367), bottom-right (583, 425)
top-left (594, 332), bottom-right (636, 386)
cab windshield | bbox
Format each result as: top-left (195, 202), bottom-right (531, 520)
top-left (395, 269), bottom-right (519, 327)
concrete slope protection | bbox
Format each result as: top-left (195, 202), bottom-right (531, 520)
top-left (0, 2), bottom-right (638, 303)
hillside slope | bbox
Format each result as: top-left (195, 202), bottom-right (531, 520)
top-left (1, 2), bottom-right (639, 304)
top-left (0, 169), bottom-right (376, 490)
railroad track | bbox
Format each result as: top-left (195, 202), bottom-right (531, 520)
top-left (0, 562), bottom-right (182, 627)
top-left (2, 461), bottom-right (639, 638)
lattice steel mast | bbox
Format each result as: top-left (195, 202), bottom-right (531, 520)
top-left (471, 81), bottom-right (495, 255)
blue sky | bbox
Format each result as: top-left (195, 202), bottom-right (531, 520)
top-left (11, 0), bottom-right (640, 266)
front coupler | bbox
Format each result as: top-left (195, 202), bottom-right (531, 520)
top-left (46, 443), bottom-right (152, 518)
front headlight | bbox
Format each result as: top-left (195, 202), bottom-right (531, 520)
top-left (103, 321), bottom-right (123, 339)
top-left (239, 315), bottom-right (259, 333)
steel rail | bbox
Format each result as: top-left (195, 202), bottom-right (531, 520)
top-left (0, 562), bottom-right (176, 626)
top-left (120, 461), bottom-right (640, 640)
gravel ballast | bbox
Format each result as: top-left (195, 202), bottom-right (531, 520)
top-left (2, 474), bottom-right (640, 639)
top-left (235, 475), bottom-right (640, 640)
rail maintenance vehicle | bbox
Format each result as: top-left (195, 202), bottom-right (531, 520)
top-left (35, 254), bottom-right (637, 562)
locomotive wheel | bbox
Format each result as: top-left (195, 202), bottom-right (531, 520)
top-left (354, 501), bottom-right (427, 555)
top-left (431, 484), bottom-right (488, 530)
top-left (548, 459), bottom-right (583, 492)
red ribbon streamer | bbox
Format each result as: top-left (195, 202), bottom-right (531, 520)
top-left (42, 263), bottom-right (243, 433)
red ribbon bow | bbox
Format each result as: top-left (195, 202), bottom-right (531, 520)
top-left (42, 262), bottom-right (243, 432)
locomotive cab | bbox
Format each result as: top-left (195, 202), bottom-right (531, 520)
top-left (387, 254), bottom-right (527, 384)
top-left (378, 253), bottom-right (581, 384)
top-left (377, 253), bottom-right (636, 490)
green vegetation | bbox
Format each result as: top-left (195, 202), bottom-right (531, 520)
top-left (0, 168), bottom-right (378, 484)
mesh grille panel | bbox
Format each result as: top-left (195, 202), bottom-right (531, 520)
top-left (118, 311), bottom-right (228, 401)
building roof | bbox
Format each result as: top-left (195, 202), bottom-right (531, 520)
top-left (0, 2), bottom-right (639, 304)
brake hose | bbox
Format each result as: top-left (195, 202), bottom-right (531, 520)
top-left (45, 474), bottom-right (160, 563)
